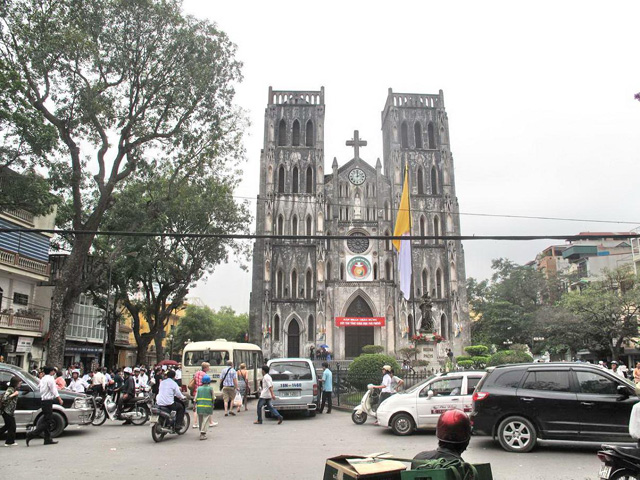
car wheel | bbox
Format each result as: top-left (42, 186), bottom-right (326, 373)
top-left (352, 411), bottom-right (367, 425)
top-left (497, 416), bottom-right (537, 453)
top-left (391, 413), bottom-right (415, 436)
top-left (36, 411), bottom-right (65, 438)
top-left (610, 470), bottom-right (640, 480)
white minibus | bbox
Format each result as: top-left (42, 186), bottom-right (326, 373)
top-left (182, 339), bottom-right (264, 400)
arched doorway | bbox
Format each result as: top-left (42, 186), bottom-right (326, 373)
top-left (287, 319), bottom-right (301, 357)
top-left (344, 295), bottom-right (375, 358)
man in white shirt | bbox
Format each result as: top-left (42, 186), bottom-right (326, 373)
top-left (156, 370), bottom-right (186, 427)
top-left (611, 361), bottom-right (626, 379)
top-left (92, 368), bottom-right (106, 396)
top-left (139, 368), bottom-right (149, 388)
top-left (254, 365), bottom-right (283, 425)
top-left (67, 370), bottom-right (88, 393)
top-left (26, 366), bottom-right (63, 446)
top-left (174, 365), bottom-right (182, 387)
top-left (371, 365), bottom-right (394, 425)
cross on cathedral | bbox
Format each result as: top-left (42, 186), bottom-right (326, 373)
top-left (346, 130), bottom-right (367, 159)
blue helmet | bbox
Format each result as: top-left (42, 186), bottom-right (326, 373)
top-left (202, 375), bottom-right (211, 384)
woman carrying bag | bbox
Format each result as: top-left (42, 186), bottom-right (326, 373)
top-left (236, 363), bottom-right (250, 413)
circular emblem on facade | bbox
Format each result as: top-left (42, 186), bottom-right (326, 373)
top-left (347, 232), bottom-right (370, 254)
top-left (348, 168), bottom-right (366, 185)
top-left (347, 256), bottom-right (371, 280)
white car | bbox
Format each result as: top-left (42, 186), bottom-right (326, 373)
top-left (376, 371), bottom-right (486, 436)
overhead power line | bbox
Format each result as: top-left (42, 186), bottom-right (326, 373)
top-left (2, 227), bottom-right (639, 242)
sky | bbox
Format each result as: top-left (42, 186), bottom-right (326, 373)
top-left (185, 0), bottom-right (640, 313)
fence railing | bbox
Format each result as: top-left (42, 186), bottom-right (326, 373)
top-left (328, 368), bottom-right (434, 409)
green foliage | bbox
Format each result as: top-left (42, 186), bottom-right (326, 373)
top-left (456, 355), bottom-right (472, 363)
top-left (464, 345), bottom-right (489, 356)
top-left (175, 305), bottom-right (248, 347)
top-left (413, 360), bottom-right (429, 367)
top-left (471, 356), bottom-right (491, 369)
top-left (361, 345), bottom-right (384, 354)
top-left (457, 360), bottom-right (474, 369)
top-left (487, 350), bottom-right (533, 367)
top-left (397, 347), bottom-right (418, 360)
top-left (348, 354), bottom-right (400, 390)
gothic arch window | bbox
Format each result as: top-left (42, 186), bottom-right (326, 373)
top-left (276, 270), bottom-right (284, 298)
top-left (436, 268), bottom-right (443, 298)
top-left (278, 119), bottom-right (286, 146)
top-left (278, 165), bottom-right (285, 193)
top-left (408, 313), bottom-right (414, 337)
top-left (265, 261), bottom-right (271, 281)
top-left (450, 262), bottom-right (457, 283)
top-left (326, 201), bottom-right (331, 220)
top-left (277, 215), bottom-right (284, 236)
top-left (274, 314), bottom-right (280, 341)
top-left (305, 120), bottom-right (314, 147)
top-left (306, 215), bottom-right (312, 236)
top-left (340, 262), bottom-right (345, 280)
top-left (421, 268), bottom-right (428, 295)
top-left (417, 167), bottom-right (425, 194)
top-left (428, 122), bottom-right (436, 149)
top-left (431, 166), bottom-right (438, 195)
top-left (385, 260), bottom-right (392, 280)
top-left (291, 270), bottom-right (298, 298)
top-left (306, 270), bottom-right (312, 299)
top-left (414, 121), bottom-right (423, 149)
top-left (292, 166), bottom-right (299, 193)
top-left (327, 260), bottom-right (332, 280)
top-left (401, 121), bottom-right (409, 148)
top-left (292, 215), bottom-right (298, 236)
top-left (308, 315), bottom-right (314, 341)
top-left (419, 216), bottom-right (426, 244)
top-left (306, 166), bottom-right (313, 193)
top-left (326, 230), bottom-right (331, 251)
top-left (385, 229), bottom-right (391, 251)
top-left (373, 262), bottom-right (378, 280)
top-left (434, 216), bottom-right (441, 244)
top-left (384, 201), bottom-right (390, 221)
top-left (292, 119), bottom-right (300, 146)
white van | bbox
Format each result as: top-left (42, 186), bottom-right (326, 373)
top-left (267, 358), bottom-right (318, 416)
top-left (182, 340), bottom-right (264, 399)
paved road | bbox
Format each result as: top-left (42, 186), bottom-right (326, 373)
top-left (1, 406), bottom-right (620, 479)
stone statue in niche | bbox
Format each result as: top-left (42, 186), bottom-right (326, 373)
top-left (418, 293), bottom-right (434, 333)
top-left (354, 193), bottom-right (362, 219)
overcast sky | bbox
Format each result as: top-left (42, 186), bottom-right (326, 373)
top-left (184, 0), bottom-right (640, 313)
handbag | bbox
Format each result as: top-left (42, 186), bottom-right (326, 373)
top-left (233, 390), bottom-right (243, 407)
top-left (188, 376), bottom-right (196, 392)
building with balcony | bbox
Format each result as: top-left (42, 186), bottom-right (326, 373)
top-left (0, 200), bottom-right (55, 369)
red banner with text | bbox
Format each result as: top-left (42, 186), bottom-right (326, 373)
top-left (335, 317), bottom-right (386, 327)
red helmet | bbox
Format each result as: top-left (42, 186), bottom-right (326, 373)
top-left (436, 409), bottom-right (472, 444)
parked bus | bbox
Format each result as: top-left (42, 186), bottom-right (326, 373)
top-left (181, 339), bottom-right (264, 400)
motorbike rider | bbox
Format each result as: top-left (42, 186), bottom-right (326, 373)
top-left (118, 367), bottom-right (137, 425)
top-left (156, 369), bottom-right (186, 428)
top-left (412, 409), bottom-right (472, 469)
top-left (371, 365), bottom-right (393, 425)
top-left (67, 369), bottom-right (88, 393)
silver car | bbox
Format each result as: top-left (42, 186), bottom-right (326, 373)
top-left (267, 358), bottom-right (318, 416)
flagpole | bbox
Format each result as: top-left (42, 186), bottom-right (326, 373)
top-left (404, 161), bottom-right (418, 338)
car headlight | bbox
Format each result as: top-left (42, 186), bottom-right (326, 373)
top-left (72, 397), bottom-right (90, 409)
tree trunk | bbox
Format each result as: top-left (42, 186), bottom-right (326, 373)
top-left (136, 335), bottom-right (152, 366)
top-left (154, 332), bottom-right (164, 363)
top-left (47, 234), bottom-right (95, 367)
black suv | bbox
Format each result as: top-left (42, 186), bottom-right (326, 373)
top-left (471, 362), bottom-right (637, 452)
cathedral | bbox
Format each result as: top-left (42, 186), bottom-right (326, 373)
top-left (249, 87), bottom-right (470, 364)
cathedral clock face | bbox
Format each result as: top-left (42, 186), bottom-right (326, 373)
top-left (348, 168), bottom-right (366, 185)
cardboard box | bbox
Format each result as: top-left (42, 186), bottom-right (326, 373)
top-left (324, 454), bottom-right (407, 480)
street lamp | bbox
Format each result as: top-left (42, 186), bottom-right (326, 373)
top-left (169, 333), bottom-right (174, 361)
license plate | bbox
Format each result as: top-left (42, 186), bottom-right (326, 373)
top-left (599, 465), bottom-right (611, 479)
top-left (279, 390), bottom-right (300, 397)
top-left (150, 415), bottom-right (158, 423)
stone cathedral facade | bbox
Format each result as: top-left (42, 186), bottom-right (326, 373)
top-left (249, 87), bottom-right (470, 363)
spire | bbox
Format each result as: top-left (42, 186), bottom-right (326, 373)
top-left (332, 157), bottom-right (338, 169)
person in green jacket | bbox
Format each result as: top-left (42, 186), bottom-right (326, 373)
top-left (195, 375), bottom-right (214, 440)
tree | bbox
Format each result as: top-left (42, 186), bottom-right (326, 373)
top-left (174, 305), bottom-right (248, 350)
top-left (105, 163), bottom-right (249, 364)
top-left (469, 259), bottom-right (547, 347)
top-left (561, 268), bottom-right (640, 359)
top-left (0, 0), bottom-right (244, 366)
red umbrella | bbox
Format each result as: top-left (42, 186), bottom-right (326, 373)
top-left (157, 359), bottom-right (179, 366)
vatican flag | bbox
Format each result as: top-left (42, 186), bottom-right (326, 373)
top-left (393, 167), bottom-right (412, 300)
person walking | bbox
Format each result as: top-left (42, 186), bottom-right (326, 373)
top-left (195, 375), bottom-right (215, 440)
top-left (174, 364), bottom-right (182, 387)
top-left (0, 376), bottom-right (21, 446)
top-left (26, 366), bottom-right (63, 446)
top-left (236, 363), bottom-right (250, 413)
top-left (220, 360), bottom-right (238, 417)
top-left (91, 367), bottom-right (106, 397)
top-left (254, 365), bottom-right (283, 425)
top-left (634, 362), bottom-right (640, 385)
top-left (318, 362), bottom-right (332, 414)
top-left (54, 370), bottom-right (66, 390)
top-left (190, 362), bottom-right (217, 429)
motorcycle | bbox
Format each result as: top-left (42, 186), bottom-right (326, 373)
top-left (351, 384), bottom-right (380, 425)
top-left (92, 393), bottom-right (150, 426)
top-left (597, 444), bottom-right (640, 479)
top-left (150, 399), bottom-right (190, 443)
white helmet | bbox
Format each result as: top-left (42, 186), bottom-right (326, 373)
top-left (124, 367), bottom-right (133, 374)
top-left (71, 369), bottom-right (80, 375)
top-left (133, 367), bottom-right (140, 372)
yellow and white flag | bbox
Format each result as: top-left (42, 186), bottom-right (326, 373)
top-left (393, 167), bottom-right (412, 300)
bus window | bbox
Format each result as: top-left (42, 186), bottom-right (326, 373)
top-left (184, 350), bottom-right (229, 367)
